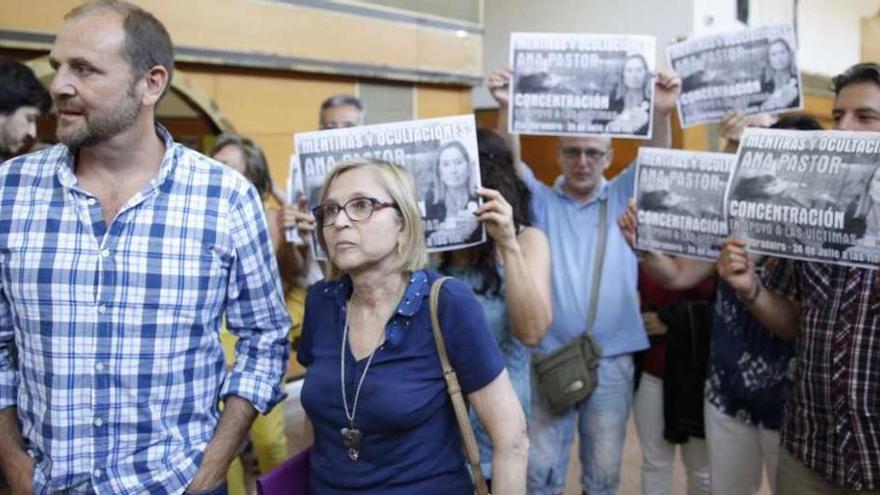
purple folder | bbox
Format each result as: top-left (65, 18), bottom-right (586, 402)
top-left (256, 447), bottom-right (311, 495)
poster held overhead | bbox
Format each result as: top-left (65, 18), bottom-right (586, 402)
top-left (509, 32), bottom-right (656, 139)
top-left (668, 24), bottom-right (802, 128)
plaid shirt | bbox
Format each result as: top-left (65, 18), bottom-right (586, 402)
top-left (0, 126), bottom-right (291, 495)
top-left (765, 260), bottom-right (879, 490)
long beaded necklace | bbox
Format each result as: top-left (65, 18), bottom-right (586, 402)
top-left (339, 301), bottom-right (385, 461)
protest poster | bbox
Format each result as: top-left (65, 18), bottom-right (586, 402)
top-left (508, 32), bottom-right (656, 139)
top-left (294, 114), bottom-right (486, 257)
top-left (285, 154), bottom-right (304, 245)
top-left (668, 24), bottom-right (802, 128)
top-left (725, 128), bottom-right (880, 268)
top-left (635, 148), bottom-right (734, 259)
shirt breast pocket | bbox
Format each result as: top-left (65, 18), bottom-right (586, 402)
top-left (141, 239), bottom-right (229, 316)
top-left (0, 242), bottom-right (76, 321)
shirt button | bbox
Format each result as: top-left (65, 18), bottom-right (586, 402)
top-left (93, 468), bottom-right (102, 478)
top-left (93, 417), bottom-right (103, 427)
top-left (95, 362), bottom-right (104, 372)
top-left (97, 305), bottom-right (106, 314)
top-left (87, 198), bottom-right (97, 206)
top-left (101, 249), bottom-right (111, 258)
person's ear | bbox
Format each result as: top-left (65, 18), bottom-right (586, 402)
top-left (140, 65), bottom-right (170, 107)
top-left (604, 147), bottom-right (615, 171)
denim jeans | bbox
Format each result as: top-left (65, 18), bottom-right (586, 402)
top-left (527, 353), bottom-right (635, 495)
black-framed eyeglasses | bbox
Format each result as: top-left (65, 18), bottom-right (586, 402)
top-left (560, 146), bottom-right (608, 161)
top-left (312, 197), bottom-right (399, 227)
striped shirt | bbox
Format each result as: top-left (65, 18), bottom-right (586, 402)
top-left (764, 260), bottom-right (879, 490)
top-left (0, 126), bottom-right (291, 495)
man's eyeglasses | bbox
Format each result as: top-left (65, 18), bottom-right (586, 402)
top-left (312, 197), bottom-right (399, 227)
top-left (560, 146), bottom-right (608, 161)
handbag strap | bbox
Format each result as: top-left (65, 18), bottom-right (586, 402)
top-left (430, 277), bottom-right (490, 495)
top-left (585, 199), bottom-right (608, 336)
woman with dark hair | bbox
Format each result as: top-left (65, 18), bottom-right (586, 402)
top-left (437, 128), bottom-right (552, 488)
top-left (760, 38), bottom-right (800, 111)
top-left (608, 54), bottom-right (652, 135)
top-left (425, 140), bottom-right (482, 247)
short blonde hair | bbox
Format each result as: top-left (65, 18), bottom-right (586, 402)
top-left (317, 158), bottom-right (428, 280)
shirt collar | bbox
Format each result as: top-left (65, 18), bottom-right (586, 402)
top-left (552, 174), bottom-right (609, 205)
top-left (55, 123), bottom-right (178, 193)
top-left (326, 269), bottom-right (430, 319)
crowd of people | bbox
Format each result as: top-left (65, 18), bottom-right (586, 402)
top-left (0, 2), bottom-right (878, 495)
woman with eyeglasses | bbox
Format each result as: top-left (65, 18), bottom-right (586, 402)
top-left (424, 140), bottom-right (483, 249)
top-left (296, 158), bottom-right (528, 494)
top-left (436, 129), bottom-right (552, 491)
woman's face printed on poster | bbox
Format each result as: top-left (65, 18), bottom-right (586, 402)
top-left (438, 145), bottom-right (471, 190)
top-left (869, 167), bottom-right (880, 204)
top-left (623, 55), bottom-right (649, 91)
top-left (768, 39), bottom-right (793, 73)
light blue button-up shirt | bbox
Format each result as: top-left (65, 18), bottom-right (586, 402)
top-left (522, 163), bottom-right (648, 357)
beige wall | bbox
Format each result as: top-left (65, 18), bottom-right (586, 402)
top-left (0, 0), bottom-right (482, 85)
top-left (862, 16), bottom-right (880, 63)
top-left (0, 0), bottom-right (479, 189)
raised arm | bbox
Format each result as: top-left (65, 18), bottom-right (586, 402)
top-left (716, 237), bottom-right (801, 340)
top-left (474, 188), bottom-right (552, 346)
top-left (645, 69), bottom-right (682, 150)
top-left (718, 110), bottom-right (777, 153)
top-left (487, 68), bottom-right (524, 176)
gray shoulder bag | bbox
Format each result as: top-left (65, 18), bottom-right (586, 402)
top-left (531, 199), bottom-right (606, 414)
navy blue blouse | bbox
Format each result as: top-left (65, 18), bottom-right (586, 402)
top-left (298, 270), bottom-right (505, 494)
top-left (706, 280), bottom-right (795, 429)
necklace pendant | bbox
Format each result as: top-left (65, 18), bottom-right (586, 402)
top-left (341, 426), bottom-right (363, 461)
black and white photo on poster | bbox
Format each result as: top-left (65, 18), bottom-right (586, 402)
top-left (285, 154), bottom-right (305, 245)
top-left (508, 32), bottom-right (656, 139)
top-left (293, 114), bottom-right (486, 258)
top-left (635, 148), bottom-right (734, 259)
top-left (668, 24), bottom-right (802, 128)
top-left (725, 128), bottom-right (880, 268)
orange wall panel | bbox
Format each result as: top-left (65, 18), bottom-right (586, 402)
top-left (416, 85), bottom-right (473, 119)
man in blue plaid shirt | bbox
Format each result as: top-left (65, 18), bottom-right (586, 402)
top-left (0, 2), bottom-right (291, 494)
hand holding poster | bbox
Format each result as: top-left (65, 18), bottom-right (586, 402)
top-left (508, 32), bottom-right (656, 139)
top-left (294, 114), bottom-right (486, 258)
top-left (636, 148), bottom-right (734, 259)
top-left (726, 128), bottom-right (880, 268)
top-left (668, 24), bottom-right (802, 128)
